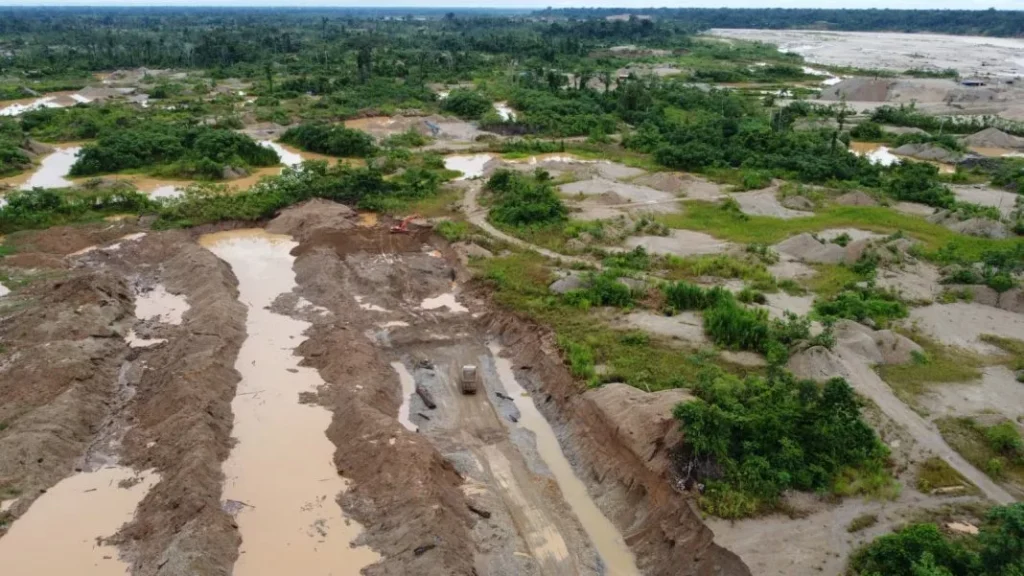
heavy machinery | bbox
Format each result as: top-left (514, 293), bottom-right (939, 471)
top-left (390, 214), bottom-right (420, 234)
top-left (459, 365), bottom-right (479, 395)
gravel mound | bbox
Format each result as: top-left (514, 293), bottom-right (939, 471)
top-left (960, 127), bottom-right (1024, 150)
top-left (834, 191), bottom-right (878, 206)
top-left (928, 211), bottom-right (1010, 239)
top-left (892, 143), bottom-right (962, 163)
top-left (820, 78), bottom-right (892, 102)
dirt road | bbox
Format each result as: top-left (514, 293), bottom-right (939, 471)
top-left (463, 182), bottom-right (593, 267)
top-left (836, 346), bottom-right (1015, 505)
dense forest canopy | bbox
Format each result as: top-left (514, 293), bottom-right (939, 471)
top-left (538, 8), bottom-right (1024, 38)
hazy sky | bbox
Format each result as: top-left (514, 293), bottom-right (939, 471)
top-left (0, 0), bottom-right (1018, 8)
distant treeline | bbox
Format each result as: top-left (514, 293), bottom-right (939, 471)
top-left (536, 8), bottom-right (1024, 38)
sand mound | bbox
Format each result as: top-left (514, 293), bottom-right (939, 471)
top-left (584, 383), bottom-right (694, 475)
top-left (733, 188), bottom-right (811, 219)
top-left (787, 346), bottom-right (848, 381)
top-left (834, 320), bottom-right (923, 365)
top-left (928, 211), bottom-right (1010, 239)
top-left (820, 78), bottom-right (892, 102)
top-left (834, 191), bottom-right (878, 207)
top-left (960, 127), bottom-right (1024, 150)
top-left (266, 198), bottom-right (357, 241)
top-left (595, 191), bottom-right (628, 205)
top-left (774, 233), bottom-right (871, 264)
top-left (624, 230), bottom-right (732, 257)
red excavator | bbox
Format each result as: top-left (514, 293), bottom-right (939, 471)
top-left (390, 214), bottom-right (420, 234)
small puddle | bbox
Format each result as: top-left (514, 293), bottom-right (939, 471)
top-left (851, 141), bottom-right (955, 173)
top-left (19, 146), bottom-right (81, 189)
top-left (149, 185), bottom-right (184, 199)
top-left (389, 362), bottom-right (418, 432)
top-left (488, 343), bottom-right (639, 576)
top-left (125, 329), bottom-right (167, 348)
top-left (420, 292), bottom-right (468, 313)
top-left (200, 229), bottom-right (379, 575)
top-left (354, 295), bottom-right (388, 312)
top-left (135, 284), bottom-right (189, 325)
top-left (0, 466), bottom-right (158, 576)
top-left (444, 154), bottom-right (493, 180)
top-left (493, 101), bottom-right (517, 121)
top-left (0, 96), bottom-right (63, 117)
top-left (850, 142), bottom-right (900, 166)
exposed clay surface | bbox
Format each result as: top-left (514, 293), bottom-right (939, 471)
top-left (485, 313), bottom-right (750, 576)
top-left (908, 303), bottom-right (1024, 354)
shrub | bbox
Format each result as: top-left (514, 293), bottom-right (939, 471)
top-left (487, 170), bottom-right (567, 227)
top-left (674, 368), bottom-right (888, 516)
top-left (280, 123), bottom-right (377, 157)
top-left (814, 284), bottom-right (908, 327)
top-left (662, 281), bottom-right (731, 311)
top-left (985, 422), bottom-right (1024, 457)
top-left (441, 89), bottom-right (492, 119)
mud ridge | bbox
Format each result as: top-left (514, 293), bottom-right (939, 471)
top-left (276, 204), bottom-right (477, 576)
top-left (108, 231), bottom-right (248, 575)
top-left (0, 271), bottom-right (134, 523)
top-left (482, 311), bottom-right (750, 576)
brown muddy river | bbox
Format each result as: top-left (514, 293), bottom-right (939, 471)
top-left (200, 229), bottom-right (379, 575)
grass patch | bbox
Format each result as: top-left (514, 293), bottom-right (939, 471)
top-left (435, 219), bottom-right (471, 242)
top-left (475, 251), bottom-right (752, 391)
top-left (916, 456), bottom-right (976, 495)
top-left (876, 331), bottom-right (986, 405)
top-left (659, 201), bottom-right (1022, 262)
top-left (848, 513), bottom-right (879, 533)
top-left (402, 185), bottom-right (462, 218)
top-left (805, 264), bottom-right (865, 299)
top-left (936, 417), bottom-right (1024, 490)
top-left (980, 334), bottom-right (1024, 372)
top-left (661, 253), bottom-right (777, 291)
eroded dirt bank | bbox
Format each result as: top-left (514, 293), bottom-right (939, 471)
top-left (0, 201), bottom-right (749, 575)
top-left (270, 199), bottom-right (745, 575)
top-left (483, 313), bottom-right (749, 576)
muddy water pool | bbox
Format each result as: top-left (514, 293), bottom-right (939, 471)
top-left (489, 343), bottom-right (639, 576)
top-left (200, 229), bottom-right (379, 575)
top-left (390, 361), bottom-right (418, 432)
top-left (444, 154), bottom-right (494, 180)
top-left (0, 466), bottom-right (158, 575)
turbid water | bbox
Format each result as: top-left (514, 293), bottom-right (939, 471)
top-left (444, 154), bottom-right (494, 180)
top-left (390, 361), bottom-right (418, 432)
top-left (0, 466), bottom-right (158, 575)
top-left (200, 229), bottom-right (380, 575)
top-left (17, 146), bottom-right (81, 189)
top-left (489, 343), bottom-right (640, 576)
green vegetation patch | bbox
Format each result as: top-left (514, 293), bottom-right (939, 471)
top-left (813, 283), bottom-right (908, 327)
top-left (849, 503), bottom-right (1024, 576)
top-left (877, 332), bottom-right (986, 405)
top-left (916, 456), bottom-right (976, 495)
top-left (937, 417), bottom-right (1024, 490)
top-left (659, 201), bottom-right (1022, 263)
top-left (70, 124), bottom-right (279, 180)
top-left (674, 367), bottom-right (893, 518)
top-left (280, 123), bottom-right (377, 157)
